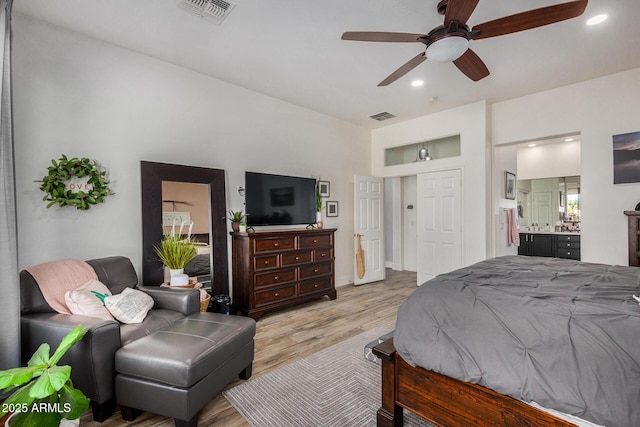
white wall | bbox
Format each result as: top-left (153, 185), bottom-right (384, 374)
top-left (372, 101), bottom-right (491, 267)
top-left (517, 141), bottom-right (581, 180)
top-left (492, 68), bottom-right (640, 265)
top-left (401, 176), bottom-right (417, 272)
top-left (12, 14), bottom-right (370, 287)
top-left (493, 145), bottom-right (518, 257)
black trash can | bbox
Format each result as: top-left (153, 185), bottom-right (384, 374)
top-left (211, 294), bottom-right (231, 315)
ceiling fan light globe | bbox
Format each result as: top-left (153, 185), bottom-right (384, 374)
top-left (426, 36), bottom-right (469, 62)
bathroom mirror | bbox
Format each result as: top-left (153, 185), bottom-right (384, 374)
top-left (517, 176), bottom-right (580, 229)
top-left (141, 161), bottom-right (228, 293)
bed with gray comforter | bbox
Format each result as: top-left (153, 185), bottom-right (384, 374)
top-left (394, 255), bottom-right (640, 426)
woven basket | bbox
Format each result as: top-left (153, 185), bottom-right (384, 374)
top-left (200, 293), bottom-right (211, 312)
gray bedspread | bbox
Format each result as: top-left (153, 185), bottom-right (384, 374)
top-left (394, 255), bottom-right (640, 426)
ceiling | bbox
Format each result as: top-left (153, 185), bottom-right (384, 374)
top-left (13, 0), bottom-right (640, 129)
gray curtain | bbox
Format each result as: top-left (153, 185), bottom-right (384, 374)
top-left (0, 0), bottom-right (18, 371)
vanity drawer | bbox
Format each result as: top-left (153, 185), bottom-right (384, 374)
top-left (299, 261), bottom-right (332, 279)
top-left (254, 237), bottom-right (296, 252)
top-left (254, 268), bottom-right (295, 287)
top-left (557, 249), bottom-right (581, 260)
top-left (557, 234), bottom-right (580, 243)
top-left (299, 277), bottom-right (332, 296)
top-left (281, 250), bottom-right (312, 266)
top-left (299, 234), bottom-right (331, 249)
top-left (254, 254), bottom-right (279, 271)
top-left (254, 284), bottom-right (296, 307)
top-left (557, 241), bottom-right (580, 249)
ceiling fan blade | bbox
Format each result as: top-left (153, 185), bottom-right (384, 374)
top-left (472, 0), bottom-right (588, 40)
top-left (341, 32), bottom-right (426, 43)
top-left (453, 49), bottom-right (489, 81)
top-left (378, 52), bottom-right (427, 86)
top-left (444, 0), bottom-right (480, 26)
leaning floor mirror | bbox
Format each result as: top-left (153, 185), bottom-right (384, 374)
top-left (140, 161), bottom-right (229, 294)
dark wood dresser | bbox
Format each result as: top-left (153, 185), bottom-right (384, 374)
top-left (624, 211), bottom-right (640, 266)
top-left (231, 228), bottom-right (337, 320)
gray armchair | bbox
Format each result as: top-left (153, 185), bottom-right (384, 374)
top-left (19, 256), bottom-right (200, 422)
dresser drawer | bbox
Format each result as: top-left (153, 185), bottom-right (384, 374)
top-left (299, 261), bottom-right (332, 279)
top-left (254, 237), bottom-right (295, 252)
top-left (299, 277), bottom-right (332, 296)
top-left (281, 250), bottom-right (312, 266)
top-left (254, 284), bottom-right (296, 307)
top-left (255, 268), bottom-right (296, 287)
top-left (314, 248), bottom-right (333, 262)
top-left (254, 254), bottom-right (279, 271)
top-left (299, 234), bottom-right (331, 249)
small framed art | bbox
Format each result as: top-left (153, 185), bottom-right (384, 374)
top-left (505, 171), bottom-right (516, 200)
top-left (326, 201), bottom-right (338, 217)
top-left (318, 181), bottom-right (330, 197)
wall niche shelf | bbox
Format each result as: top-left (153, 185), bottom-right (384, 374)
top-left (384, 134), bottom-right (460, 167)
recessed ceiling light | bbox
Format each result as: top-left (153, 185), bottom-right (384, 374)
top-left (528, 143), bottom-right (537, 147)
top-left (564, 138), bottom-right (574, 142)
top-left (411, 80), bottom-right (424, 87)
top-left (587, 14), bottom-right (607, 26)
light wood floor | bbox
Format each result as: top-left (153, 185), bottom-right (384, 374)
top-left (82, 269), bottom-right (417, 426)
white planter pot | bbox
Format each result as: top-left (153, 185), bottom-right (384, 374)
top-left (316, 211), bottom-right (323, 229)
top-left (163, 267), bottom-right (185, 283)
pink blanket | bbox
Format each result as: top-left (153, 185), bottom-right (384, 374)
top-left (25, 259), bottom-right (98, 314)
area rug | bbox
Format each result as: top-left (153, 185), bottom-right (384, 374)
top-left (223, 322), bottom-right (434, 427)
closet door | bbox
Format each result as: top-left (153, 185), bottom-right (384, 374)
top-left (417, 169), bottom-right (462, 286)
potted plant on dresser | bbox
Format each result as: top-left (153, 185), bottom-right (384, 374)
top-left (0, 325), bottom-right (90, 426)
top-left (225, 210), bottom-right (246, 232)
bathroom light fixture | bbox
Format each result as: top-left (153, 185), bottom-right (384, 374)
top-left (411, 80), bottom-right (424, 87)
top-left (564, 137), bottom-right (574, 142)
top-left (528, 143), bottom-right (537, 147)
top-left (586, 14), bottom-right (607, 26)
top-left (425, 36), bottom-right (469, 62)
top-left (417, 144), bottom-right (432, 161)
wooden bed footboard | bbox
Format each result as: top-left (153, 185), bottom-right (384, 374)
top-left (373, 339), bottom-right (578, 427)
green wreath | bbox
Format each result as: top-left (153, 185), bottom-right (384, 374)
top-left (37, 154), bottom-right (112, 210)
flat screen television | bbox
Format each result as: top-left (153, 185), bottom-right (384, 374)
top-left (245, 171), bottom-right (316, 226)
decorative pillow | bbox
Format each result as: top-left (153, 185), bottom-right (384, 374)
top-left (104, 287), bottom-right (154, 324)
top-left (65, 279), bottom-right (113, 321)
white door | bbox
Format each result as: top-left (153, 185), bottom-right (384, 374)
top-left (354, 175), bottom-right (385, 285)
top-left (417, 169), bottom-right (462, 286)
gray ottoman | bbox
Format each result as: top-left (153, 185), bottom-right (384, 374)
top-left (115, 312), bottom-right (256, 427)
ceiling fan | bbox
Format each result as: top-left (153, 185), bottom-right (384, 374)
top-left (341, 0), bottom-right (588, 85)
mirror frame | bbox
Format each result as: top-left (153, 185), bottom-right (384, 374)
top-left (141, 161), bottom-right (228, 293)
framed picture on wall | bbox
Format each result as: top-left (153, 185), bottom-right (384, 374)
top-left (505, 171), bottom-right (516, 200)
top-left (326, 201), bottom-right (338, 217)
top-left (613, 131), bottom-right (640, 184)
top-left (318, 181), bottom-right (330, 197)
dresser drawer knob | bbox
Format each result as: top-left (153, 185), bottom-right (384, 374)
top-left (566, 243), bottom-right (570, 247)
top-left (313, 239), bottom-right (318, 243)
top-left (264, 260), bottom-right (270, 264)
top-left (295, 256), bottom-right (300, 260)
top-left (313, 269), bottom-right (319, 273)
top-left (314, 284), bottom-right (318, 288)
top-left (274, 292), bottom-right (279, 297)
top-left (567, 252), bottom-right (571, 255)
top-left (273, 243), bottom-right (279, 247)
top-left (274, 276), bottom-right (279, 280)
top-left (320, 253), bottom-right (326, 257)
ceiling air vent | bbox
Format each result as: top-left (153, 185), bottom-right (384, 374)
top-left (369, 112), bottom-right (396, 122)
top-left (181, 0), bottom-right (236, 25)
